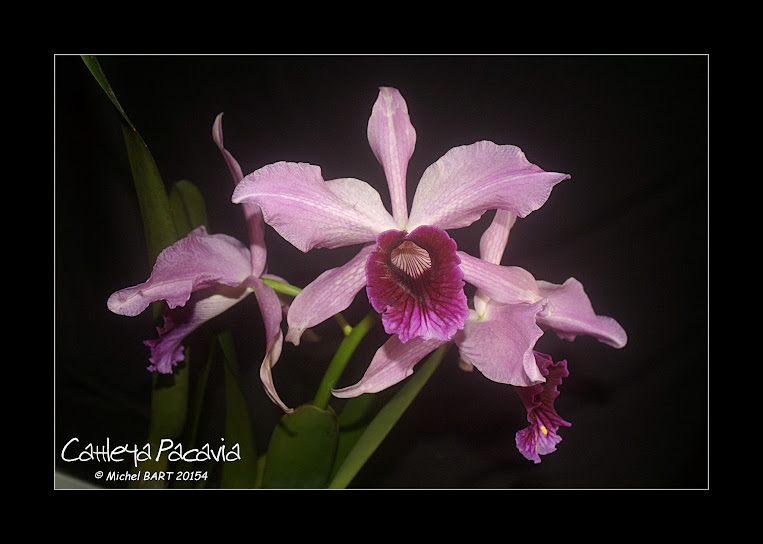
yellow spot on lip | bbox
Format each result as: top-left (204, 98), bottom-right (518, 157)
top-left (540, 424), bottom-right (549, 436)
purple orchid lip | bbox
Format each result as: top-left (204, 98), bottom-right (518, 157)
top-left (365, 225), bottom-right (469, 344)
top-left (514, 351), bottom-right (571, 463)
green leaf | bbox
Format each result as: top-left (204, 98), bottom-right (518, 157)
top-left (81, 55), bottom-right (177, 266)
top-left (330, 393), bottom-right (382, 481)
top-left (120, 121), bottom-right (179, 266)
top-left (172, 342), bottom-right (215, 488)
top-left (187, 341), bottom-right (214, 451)
top-left (147, 360), bottom-right (190, 440)
top-left (169, 179), bottom-right (208, 237)
top-left (327, 344), bottom-right (448, 489)
top-left (218, 331), bottom-right (259, 489)
top-left (261, 404), bottom-right (339, 489)
top-left (82, 56), bottom-right (188, 487)
top-left (129, 362), bottom-right (189, 489)
top-left (81, 55), bottom-right (135, 131)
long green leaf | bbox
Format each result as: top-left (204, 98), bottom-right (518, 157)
top-left (169, 179), bottom-right (208, 237)
top-left (81, 55), bottom-right (135, 130)
top-left (82, 56), bottom-right (188, 488)
top-left (82, 55), bottom-right (177, 265)
top-left (261, 404), bottom-right (339, 489)
top-left (327, 344), bottom-right (448, 489)
top-left (120, 122), bottom-right (178, 266)
top-left (129, 362), bottom-right (189, 489)
top-left (218, 331), bottom-right (259, 489)
top-left (330, 393), bottom-right (381, 481)
top-left (172, 341), bottom-right (215, 488)
top-left (147, 362), bottom-right (190, 440)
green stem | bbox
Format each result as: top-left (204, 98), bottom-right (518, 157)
top-left (334, 313), bottom-right (353, 336)
top-left (263, 277), bottom-right (357, 337)
top-left (262, 277), bottom-right (302, 297)
top-left (262, 276), bottom-right (377, 408)
top-left (313, 312), bottom-right (378, 410)
top-left (327, 344), bottom-right (448, 489)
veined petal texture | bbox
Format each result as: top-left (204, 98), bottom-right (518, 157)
top-left (249, 276), bottom-right (290, 412)
top-left (145, 283), bottom-right (253, 373)
top-left (332, 335), bottom-right (445, 398)
top-left (213, 112), bottom-right (267, 275)
top-left (107, 226), bottom-right (253, 317)
top-left (537, 278), bottom-right (628, 348)
top-left (458, 251), bottom-right (542, 305)
top-left (232, 162), bottom-right (396, 252)
top-left (479, 209), bottom-right (517, 265)
top-left (455, 299), bottom-right (546, 387)
top-left (366, 226), bottom-right (469, 343)
top-left (407, 141), bottom-right (570, 231)
top-left (367, 87), bottom-right (416, 226)
top-left (285, 244), bottom-right (374, 345)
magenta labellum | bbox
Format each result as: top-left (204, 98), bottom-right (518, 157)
top-left (366, 225), bottom-right (469, 343)
top-left (514, 352), bottom-right (572, 463)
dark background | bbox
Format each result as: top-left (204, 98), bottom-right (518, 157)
top-left (55, 54), bottom-right (708, 489)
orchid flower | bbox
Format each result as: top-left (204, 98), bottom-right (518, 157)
top-left (232, 87), bottom-right (569, 353)
top-left (107, 114), bottom-right (290, 412)
top-left (334, 208), bottom-right (626, 460)
top-left (455, 209), bottom-right (628, 385)
top-left (334, 206), bottom-right (626, 386)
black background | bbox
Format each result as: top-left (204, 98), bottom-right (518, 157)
top-left (55, 54), bottom-right (707, 489)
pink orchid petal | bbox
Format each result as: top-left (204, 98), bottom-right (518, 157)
top-left (479, 209), bottom-right (517, 265)
top-left (332, 335), bottom-right (445, 398)
top-left (458, 251), bottom-right (542, 305)
top-left (232, 162), bottom-right (396, 252)
top-left (537, 278), bottom-right (628, 348)
top-left (145, 283), bottom-right (253, 374)
top-left (285, 244), bottom-right (374, 345)
top-left (407, 141), bottom-right (570, 231)
top-left (212, 113), bottom-right (244, 185)
top-left (455, 299), bottom-right (546, 387)
top-left (213, 113), bottom-right (267, 276)
top-left (107, 226), bottom-right (253, 317)
top-left (249, 276), bottom-right (290, 412)
top-left (367, 87), bottom-right (416, 227)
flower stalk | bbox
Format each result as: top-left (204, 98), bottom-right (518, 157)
top-left (313, 312), bottom-right (378, 410)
